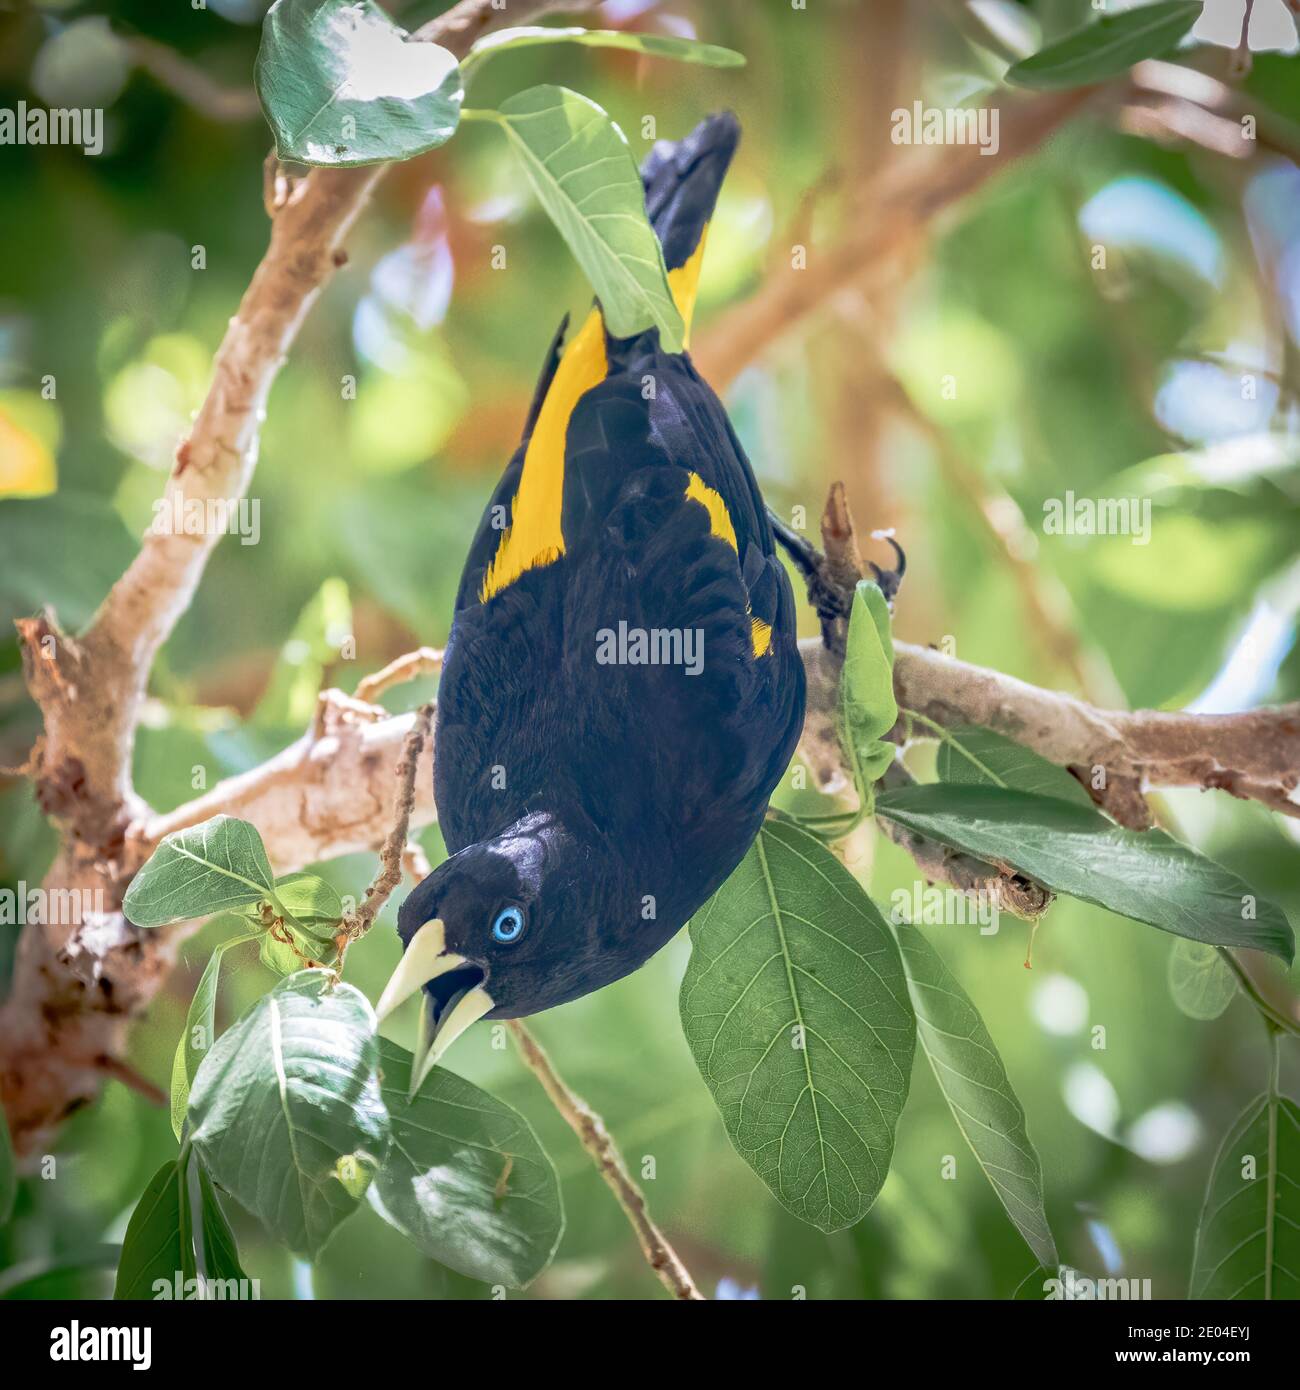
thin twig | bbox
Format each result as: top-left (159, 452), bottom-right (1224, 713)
top-left (123, 35), bottom-right (261, 122)
top-left (507, 1020), bottom-right (705, 1301)
top-left (354, 647), bottom-right (444, 705)
top-left (340, 702), bottom-right (434, 951)
top-left (96, 1055), bottom-right (167, 1107)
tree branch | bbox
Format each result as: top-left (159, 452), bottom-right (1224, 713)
top-left (890, 642), bottom-right (1300, 824)
top-left (692, 84), bottom-right (1106, 390)
top-left (0, 0), bottom-right (590, 1155)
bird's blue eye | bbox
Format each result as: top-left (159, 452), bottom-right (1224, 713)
top-left (491, 905), bottom-right (525, 944)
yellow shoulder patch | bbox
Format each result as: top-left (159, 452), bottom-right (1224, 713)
top-left (684, 472), bottom-right (773, 659)
top-left (685, 471), bottom-right (737, 551)
top-left (480, 308), bottom-right (608, 602)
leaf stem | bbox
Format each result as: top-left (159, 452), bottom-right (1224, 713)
top-left (1216, 947), bottom-right (1300, 1039)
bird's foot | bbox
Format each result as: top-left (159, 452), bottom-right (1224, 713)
top-left (866, 531), bottom-right (907, 605)
top-left (768, 501), bottom-right (907, 657)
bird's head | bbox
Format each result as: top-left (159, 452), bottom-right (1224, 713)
top-left (376, 812), bottom-right (624, 1094)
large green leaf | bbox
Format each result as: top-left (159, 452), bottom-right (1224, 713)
top-left (895, 924), bottom-right (1058, 1269)
top-left (461, 27), bottom-right (745, 83)
top-left (113, 1157), bottom-right (248, 1298)
top-left (875, 785), bottom-right (1294, 962)
top-left (124, 815), bottom-right (275, 929)
top-left (1005, 1), bottom-right (1201, 89)
top-left (840, 580), bottom-right (897, 809)
top-left (188, 971), bottom-right (389, 1259)
top-left (680, 819), bottom-right (915, 1232)
top-left (113, 1160), bottom-right (191, 1300)
top-left (487, 86), bottom-right (685, 350)
top-left (1190, 1091), bottom-right (1300, 1299)
top-left (256, 0), bottom-right (462, 167)
top-left (169, 927), bottom-right (260, 1142)
top-left (933, 724), bottom-right (1093, 806)
top-left (370, 1040), bottom-right (563, 1288)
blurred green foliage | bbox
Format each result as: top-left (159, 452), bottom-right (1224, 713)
top-left (1, 0), bottom-right (1298, 1300)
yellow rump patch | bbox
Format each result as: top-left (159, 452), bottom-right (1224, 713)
top-left (480, 307), bottom-right (608, 602)
top-left (685, 471), bottom-right (737, 551)
top-left (666, 222), bottom-right (710, 348)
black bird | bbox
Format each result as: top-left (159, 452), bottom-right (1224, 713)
top-left (378, 113), bottom-right (806, 1092)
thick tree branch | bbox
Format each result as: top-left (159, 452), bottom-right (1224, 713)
top-left (1, 0), bottom-right (588, 1155)
top-left (890, 643), bottom-right (1300, 824)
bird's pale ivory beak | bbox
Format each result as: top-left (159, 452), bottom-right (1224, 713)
top-left (409, 986), bottom-right (494, 1097)
top-left (376, 919), bottom-right (494, 1098)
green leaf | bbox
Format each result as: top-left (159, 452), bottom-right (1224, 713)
top-left (875, 784), bottom-right (1295, 963)
top-left (895, 923), bottom-right (1058, 1269)
top-left (461, 26), bottom-right (745, 84)
top-left (680, 819), bottom-right (915, 1232)
top-left (197, 1167), bottom-right (248, 1286)
top-left (256, 0), bottom-right (462, 167)
top-left (169, 926), bottom-right (260, 1142)
top-left (0, 1103), bottom-right (15, 1225)
top-left (1167, 940), bottom-right (1236, 1022)
top-left (188, 970), bottom-right (390, 1259)
top-left (257, 873), bottom-right (344, 976)
top-left (1005, 1), bottom-right (1201, 89)
top-left (124, 815), bottom-right (275, 929)
top-left (486, 86), bottom-right (685, 350)
top-left (114, 1160), bottom-right (191, 1300)
top-left (370, 1040), bottom-right (564, 1288)
top-left (274, 873), bottom-right (345, 945)
top-left (933, 725), bottom-right (1093, 806)
top-left (1190, 1090), bottom-right (1300, 1299)
top-left (840, 580), bottom-right (898, 809)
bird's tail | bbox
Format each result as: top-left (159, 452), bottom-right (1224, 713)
top-left (519, 111), bottom-right (739, 434)
top-left (641, 110), bottom-right (740, 342)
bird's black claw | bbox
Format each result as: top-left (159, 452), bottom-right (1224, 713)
top-left (867, 534), bottom-right (907, 605)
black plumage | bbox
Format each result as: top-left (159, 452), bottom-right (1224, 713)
top-left (387, 113), bottom-right (805, 1060)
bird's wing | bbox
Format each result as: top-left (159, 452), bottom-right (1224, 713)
top-left (553, 365), bottom-right (805, 849)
